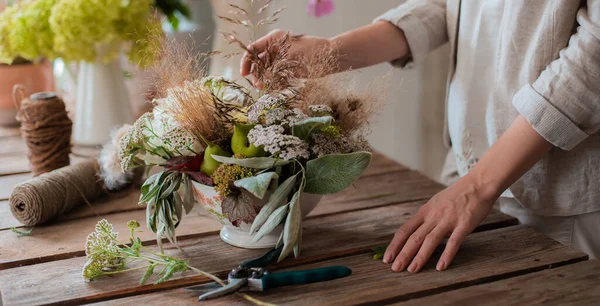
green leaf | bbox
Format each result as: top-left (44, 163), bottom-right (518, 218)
top-left (182, 175), bottom-right (194, 214)
top-left (292, 116), bottom-right (333, 140)
top-left (251, 203), bottom-right (289, 243)
top-left (139, 264), bottom-right (155, 285)
top-left (249, 174), bottom-right (297, 234)
top-left (294, 225), bottom-right (302, 258)
top-left (234, 172), bottom-right (279, 199)
top-left (11, 227), bottom-right (33, 236)
top-left (212, 155), bottom-right (290, 169)
top-left (278, 191), bottom-right (302, 262)
top-left (372, 244), bottom-right (388, 260)
top-left (160, 173), bottom-right (181, 199)
top-left (304, 152), bottom-right (372, 194)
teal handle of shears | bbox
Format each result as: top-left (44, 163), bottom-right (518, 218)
top-left (261, 266), bottom-right (352, 290)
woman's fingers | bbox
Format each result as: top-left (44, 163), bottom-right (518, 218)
top-left (407, 224), bottom-right (450, 273)
top-left (240, 29), bottom-right (286, 76)
top-left (437, 225), bottom-right (470, 271)
top-left (383, 215), bottom-right (423, 264)
top-left (391, 221), bottom-right (436, 272)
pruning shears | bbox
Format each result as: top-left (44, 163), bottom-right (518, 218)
top-left (185, 246), bottom-right (352, 301)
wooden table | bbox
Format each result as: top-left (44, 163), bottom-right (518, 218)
top-left (0, 126), bottom-right (597, 305)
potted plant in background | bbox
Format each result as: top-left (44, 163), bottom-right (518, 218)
top-left (0, 2), bottom-right (54, 126)
top-left (0, 0), bottom-right (190, 145)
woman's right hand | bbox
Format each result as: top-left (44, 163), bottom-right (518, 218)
top-left (240, 29), bottom-right (331, 84)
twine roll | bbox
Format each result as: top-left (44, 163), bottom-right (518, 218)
top-left (9, 160), bottom-right (108, 226)
top-left (13, 85), bottom-right (72, 176)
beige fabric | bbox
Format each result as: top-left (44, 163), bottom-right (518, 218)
top-left (375, 0), bottom-right (600, 216)
top-left (497, 197), bottom-right (600, 260)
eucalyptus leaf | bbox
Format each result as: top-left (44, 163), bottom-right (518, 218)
top-left (304, 152), bottom-right (372, 194)
top-left (278, 191), bottom-right (302, 262)
top-left (234, 172), bottom-right (279, 199)
top-left (212, 155), bottom-right (290, 169)
top-left (251, 203), bottom-right (289, 243)
top-left (182, 175), bottom-right (194, 214)
top-left (173, 192), bottom-right (183, 227)
top-left (160, 174), bottom-right (181, 199)
top-left (146, 198), bottom-right (156, 232)
top-left (294, 225), bottom-right (303, 258)
top-left (291, 116), bottom-right (333, 140)
top-left (249, 174), bottom-right (297, 234)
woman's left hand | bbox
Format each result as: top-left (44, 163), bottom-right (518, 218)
top-left (383, 173), bottom-right (497, 272)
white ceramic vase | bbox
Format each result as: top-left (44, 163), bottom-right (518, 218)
top-left (191, 181), bottom-right (322, 249)
top-left (73, 59), bottom-right (133, 146)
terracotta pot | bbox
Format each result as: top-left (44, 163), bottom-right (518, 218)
top-left (0, 61), bottom-right (54, 126)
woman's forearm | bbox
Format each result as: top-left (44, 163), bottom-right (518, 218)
top-left (329, 21), bottom-right (410, 71)
top-left (466, 115), bottom-right (554, 201)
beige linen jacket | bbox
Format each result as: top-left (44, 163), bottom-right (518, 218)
top-left (376, 0), bottom-right (600, 216)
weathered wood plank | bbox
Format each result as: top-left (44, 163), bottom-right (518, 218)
top-left (0, 166), bottom-right (462, 270)
top-left (0, 173), bottom-right (32, 201)
top-left (361, 151), bottom-right (407, 176)
top-left (0, 136), bottom-right (26, 156)
top-left (0, 154), bottom-right (89, 178)
top-left (396, 260), bottom-right (600, 306)
top-left (96, 226), bottom-right (588, 306)
top-left (0, 202), bottom-right (516, 305)
top-left (0, 127), bottom-right (20, 138)
top-left (0, 191), bottom-right (143, 231)
top-left (309, 169), bottom-right (444, 217)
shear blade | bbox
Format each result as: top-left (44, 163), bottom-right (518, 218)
top-left (198, 277), bottom-right (248, 301)
top-left (185, 282), bottom-right (223, 293)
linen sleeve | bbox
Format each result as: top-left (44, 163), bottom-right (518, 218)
top-left (373, 0), bottom-right (448, 68)
top-left (512, 1), bottom-right (600, 151)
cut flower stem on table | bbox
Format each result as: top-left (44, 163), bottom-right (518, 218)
top-left (83, 219), bottom-right (274, 306)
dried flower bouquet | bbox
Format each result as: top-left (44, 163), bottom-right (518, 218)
top-left (100, 0), bottom-right (384, 262)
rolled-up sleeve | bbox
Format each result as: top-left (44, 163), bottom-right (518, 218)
top-left (513, 1), bottom-right (600, 151)
top-left (373, 0), bottom-right (448, 68)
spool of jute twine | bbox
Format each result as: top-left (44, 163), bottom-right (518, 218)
top-left (9, 160), bottom-right (108, 226)
top-left (13, 85), bottom-right (72, 176)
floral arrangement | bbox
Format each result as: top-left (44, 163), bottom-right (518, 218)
top-left (99, 0), bottom-right (383, 262)
top-left (0, 0), bottom-right (189, 66)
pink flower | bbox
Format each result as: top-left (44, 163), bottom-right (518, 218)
top-left (307, 0), bottom-right (334, 18)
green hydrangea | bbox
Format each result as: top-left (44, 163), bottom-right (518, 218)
top-left (0, 0), bottom-right (162, 66)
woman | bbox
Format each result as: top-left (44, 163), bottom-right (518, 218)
top-left (240, 0), bottom-right (600, 272)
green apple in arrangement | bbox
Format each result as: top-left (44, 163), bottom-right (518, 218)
top-left (231, 124), bottom-right (268, 158)
top-left (200, 140), bottom-right (232, 176)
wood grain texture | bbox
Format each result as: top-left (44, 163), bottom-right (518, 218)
top-left (0, 173), bottom-right (32, 201)
top-left (0, 154), bottom-right (88, 177)
top-left (96, 226), bottom-right (588, 306)
top-left (361, 152), bottom-right (407, 176)
top-left (0, 203), bottom-right (222, 269)
top-left (0, 201), bottom-right (516, 305)
top-left (0, 154), bottom-right (442, 267)
top-left (0, 189), bottom-right (142, 231)
top-left (0, 136), bottom-right (26, 156)
top-left (0, 127), bottom-right (20, 138)
top-left (310, 170), bottom-right (444, 217)
top-left (397, 260), bottom-right (600, 306)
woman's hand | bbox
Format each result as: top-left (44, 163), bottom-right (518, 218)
top-left (240, 22), bottom-right (410, 85)
top-left (384, 116), bottom-right (554, 273)
top-left (240, 29), bottom-right (331, 83)
top-left (383, 174), bottom-right (496, 273)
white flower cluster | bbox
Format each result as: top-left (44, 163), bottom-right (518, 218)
top-left (248, 125), bottom-right (310, 160)
top-left (248, 94), bottom-right (284, 123)
top-left (82, 219), bottom-right (122, 282)
top-left (311, 132), bottom-right (371, 158)
top-left (308, 104), bottom-right (333, 116)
